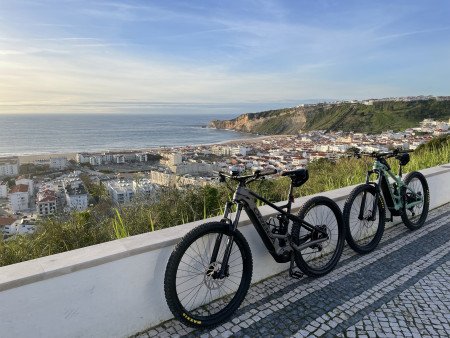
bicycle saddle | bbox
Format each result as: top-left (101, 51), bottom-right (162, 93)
top-left (395, 153), bottom-right (410, 166)
top-left (281, 169), bottom-right (309, 187)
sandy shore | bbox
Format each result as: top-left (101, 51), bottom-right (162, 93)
top-left (18, 153), bottom-right (78, 164)
top-left (14, 134), bottom-right (290, 164)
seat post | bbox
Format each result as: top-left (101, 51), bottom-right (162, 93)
top-left (287, 181), bottom-right (294, 213)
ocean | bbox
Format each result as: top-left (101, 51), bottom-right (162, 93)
top-left (0, 113), bottom-right (250, 156)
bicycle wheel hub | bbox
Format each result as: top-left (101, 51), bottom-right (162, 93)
top-left (206, 262), bottom-right (219, 277)
top-left (204, 262), bottom-right (225, 289)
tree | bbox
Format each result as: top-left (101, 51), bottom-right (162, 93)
top-left (79, 174), bottom-right (108, 204)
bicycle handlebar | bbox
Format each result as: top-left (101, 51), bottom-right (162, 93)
top-left (355, 148), bottom-right (413, 159)
top-left (216, 168), bottom-right (277, 182)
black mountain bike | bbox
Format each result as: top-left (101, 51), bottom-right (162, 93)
top-left (343, 149), bottom-right (430, 254)
top-left (164, 168), bottom-right (345, 327)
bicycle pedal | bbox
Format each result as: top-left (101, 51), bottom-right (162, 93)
top-left (289, 269), bottom-right (304, 279)
top-left (289, 255), bottom-right (304, 279)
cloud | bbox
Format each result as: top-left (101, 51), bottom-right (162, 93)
top-left (375, 26), bottom-right (450, 41)
top-left (1, 1), bottom-right (449, 114)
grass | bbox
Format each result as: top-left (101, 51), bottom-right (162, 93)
top-left (0, 136), bottom-right (449, 267)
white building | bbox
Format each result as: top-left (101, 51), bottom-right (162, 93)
top-left (65, 185), bottom-right (88, 211)
top-left (136, 153), bottom-right (148, 162)
top-left (0, 216), bottom-right (17, 235)
top-left (133, 179), bottom-right (155, 196)
top-left (0, 157), bottom-right (19, 177)
top-left (36, 188), bottom-right (57, 216)
top-left (329, 144), bottom-right (350, 153)
top-left (113, 155), bottom-right (125, 164)
top-left (102, 153), bottom-right (113, 163)
top-left (229, 146), bottom-right (247, 156)
top-left (9, 184), bottom-right (29, 212)
top-left (34, 157), bottom-right (68, 170)
top-left (169, 161), bottom-right (222, 176)
top-left (50, 157), bottom-right (68, 170)
top-left (15, 178), bottom-right (34, 196)
top-left (14, 219), bottom-right (37, 235)
top-left (76, 153), bottom-right (91, 164)
top-left (313, 145), bottom-right (329, 152)
top-left (107, 180), bottom-right (135, 204)
top-left (89, 155), bottom-right (103, 166)
top-left (149, 171), bottom-right (207, 187)
top-left (211, 146), bottom-right (231, 156)
top-left (0, 181), bottom-right (8, 198)
top-left (168, 153), bottom-right (182, 165)
top-left (291, 157), bottom-right (308, 168)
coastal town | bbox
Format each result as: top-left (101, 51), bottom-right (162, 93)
top-left (0, 117), bottom-right (449, 237)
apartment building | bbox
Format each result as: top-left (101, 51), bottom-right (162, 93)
top-left (50, 158), bottom-right (68, 170)
top-left (76, 153), bottom-right (91, 164)
top-left (89, 156), bottom-right (103, 166)
top-left (36, 189), bottom-right (57, 216)
top-left (0, 216), bottom-right (19, 236)
top-left (107, 180), bottom-right (135, 204)
top-left (0, 181), bottom-right (8, 198)
top-left (133, 179), bottom-right (155, 196)
top-left (65, 185), bottom-right (88, 211)
top-left (16, 178), bottom-right (34, 196)
top-left (0, 156), bottom-right (19, 177)
top-left (34, 157), bottom-right (68, 170)
top-left (9, 184), bottom-right (29, 212)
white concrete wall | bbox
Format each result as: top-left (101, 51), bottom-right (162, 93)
top-left (0, 164), bottom-right (449, 338)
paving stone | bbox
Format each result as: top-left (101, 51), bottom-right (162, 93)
top-left (135, 204), bottom-right (450, 338)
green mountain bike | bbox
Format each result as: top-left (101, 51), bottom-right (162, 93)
top-left (343, 149), bottom-right (430, 254)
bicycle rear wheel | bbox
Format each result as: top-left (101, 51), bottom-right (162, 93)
top-left (401, 171), bottom-right (430, 230)
top-left (164, 222), bottom-right (253, 328)
top-left (343, 184), bottom-right (385, 254)
top-left (291, 196), bottom-right (345, 277)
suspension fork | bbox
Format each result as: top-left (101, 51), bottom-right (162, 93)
top-left (358, 170), bottom-right (381, 221)
top-left (211, 203), bottom-right (243, 278)
top-left (209, 201), bottom-right (233, 264)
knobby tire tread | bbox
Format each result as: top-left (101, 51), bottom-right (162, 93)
top-left (164, 222), bottom-right (253, 328)
top-left (292, 196), bottom-right (345, 277)
top-left (343, 184), bottom-right (385, 254)
top-left (401, 171), bottom-right (430, 230)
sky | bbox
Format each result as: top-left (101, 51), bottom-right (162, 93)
top-left (0, 0), bottom-right (449, 114)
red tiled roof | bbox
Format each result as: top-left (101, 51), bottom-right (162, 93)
top-left (38, 196), bottom-right (56, 203)
top-left (0, 217), bottom-right (16, 227)
top-left (10, 184), bottom-right (29, 193)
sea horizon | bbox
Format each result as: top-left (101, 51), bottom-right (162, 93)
top-left (0, 113), bottom-right (255, 157)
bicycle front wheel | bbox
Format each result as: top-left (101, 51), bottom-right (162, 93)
top-left (401, 171), bottom-right (430, 230)
top-left (343, 184), bottom-right (385, 254)
top-left (291, 196), bottom-right (345, 277)
top-left (164, 222), bottom-right (253, 328)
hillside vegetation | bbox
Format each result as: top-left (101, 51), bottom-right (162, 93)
top-left (0, 136), bottom-right (448, 267)
top-left (209, 99), bottom-right (450, 134)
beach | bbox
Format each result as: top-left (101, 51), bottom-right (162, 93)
top-left (14, 135), bottom-right (289, 164)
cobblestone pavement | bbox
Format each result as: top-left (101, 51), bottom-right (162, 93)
top-left (136, 203), bottom-right (450, 338)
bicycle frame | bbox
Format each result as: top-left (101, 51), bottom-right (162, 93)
top-left (211, 180), bottom-right (328, 277)
top-left (362, 159), bottom-right (424, 220)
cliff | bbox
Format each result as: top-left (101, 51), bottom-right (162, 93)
top-left (209, 99), bottom-right (450, 134)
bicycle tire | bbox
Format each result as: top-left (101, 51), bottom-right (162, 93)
top-left (401, 171), bottom-right (430, 230)
top-left (164, 222), bottom-right (253, 328)
top-left (343, 184), bottom-right (385, 254)
top-left (291, 196), bottom-right (345, 277)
